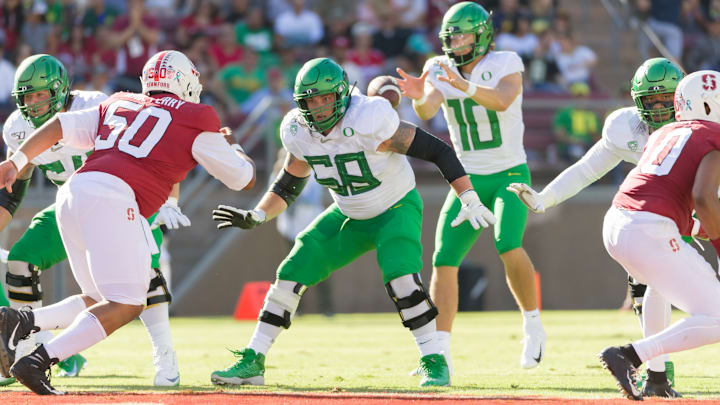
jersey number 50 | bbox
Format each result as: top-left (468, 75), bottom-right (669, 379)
top-left (95, 100), bottom-right (172, 158)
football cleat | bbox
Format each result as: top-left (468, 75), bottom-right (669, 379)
top-left (418, 353), bottom-right (450, 387)
top-left (642, 379), bottom-right (682, 398)
top-left (0, 376), bottom-right (15, 386)
top-left (56, 354), bottom-right (87, 377)
top-left (11, 345), bottom-right (63, 395)
top-left (598, 346), bottom-right (642, 401)
top-left (153, 346), bottom-right (180, 386)
top-left (0, 307), bottom-right (37, 378)
top-left (521, 325), bottom-right (546, 369)
top-left (636, 361), bottom-right (675, 390)
top-left (211, 348), bottom-right (265, 386)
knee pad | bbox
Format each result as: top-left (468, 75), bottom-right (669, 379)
top-left (386, 273), bottom-right (438, 330)
top-left (258, 280), bottom-right (306, 329)
top-left (6, 261), bottom-right (42, 302)
top-left (146, 268), bottom-right (172, 307)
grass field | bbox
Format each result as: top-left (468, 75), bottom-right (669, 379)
top-left (3, 310), bottom-right (720, 402)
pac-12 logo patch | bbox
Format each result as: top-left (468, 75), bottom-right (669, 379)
top-left (627, 141), bottom-right (638, 152)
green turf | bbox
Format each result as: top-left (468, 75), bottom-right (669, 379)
top-left (4, 310), bottom-right (720, 399)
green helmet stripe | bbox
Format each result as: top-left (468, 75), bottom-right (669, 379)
top-left (12, 54), bottom-right (70, 128)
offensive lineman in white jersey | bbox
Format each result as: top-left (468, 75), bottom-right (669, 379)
top-left (507, 58), bottom-right (685, 397)
top-left (209, 57), bottom-right (496, 387)
top-left (397, 1), bottom-right (544, 371)
top-left (0, 54), bottom-right (187, 386)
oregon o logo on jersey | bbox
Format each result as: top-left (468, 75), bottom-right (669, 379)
top-left (343, 127), bottom-right (355, 137)
top-left (481, 71), bottom-right (492, 81)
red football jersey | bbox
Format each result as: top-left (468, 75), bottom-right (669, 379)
top-left (613, 120), bottom-right (720, 235)
top-left (78, 92), bottom-right (221, 217)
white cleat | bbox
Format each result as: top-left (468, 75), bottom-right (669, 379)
top-left (521, 326), bottom-right (546, 369)
top-left (153, 346), bottom-right (180, 387)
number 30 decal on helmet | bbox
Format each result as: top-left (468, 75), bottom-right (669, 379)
top-left (141, 50), bottom-right (203, 104)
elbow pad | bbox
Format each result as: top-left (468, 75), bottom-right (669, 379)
top-left (405, 127), bottom-right (466, 183)
top-left (0, 177), bottom-right (31, 215)
top-left (271, 169), bottom-right (310, 206)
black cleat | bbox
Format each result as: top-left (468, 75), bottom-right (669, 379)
top-left (642, 379), bottom-right (682, 398)
top-left (11, 345), bottom-right (63, 395)
top-left (598, 346), bottom-right (642, 401)
top-left (0, 307), bottom-right (37, 377)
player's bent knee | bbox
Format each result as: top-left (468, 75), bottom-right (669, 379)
top-left (628, 276), bottom-right (647, 299)
top-left (386, 273), bottom-right (438, 330)
top-left (146, 268), bottom-right (172, 307)
top-left (258, 280), bottom-right (307, 329)
top-left (6, 261), bottom-right (42, 302)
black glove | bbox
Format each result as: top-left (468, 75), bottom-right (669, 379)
top-left (212, 205), bottom-right (266, 230)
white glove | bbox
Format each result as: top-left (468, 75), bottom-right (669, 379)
top-left (506, 183), bottom-right (546, 214)
top-left (152, 197), bottom-right (191, 229)
top-left (451, 190), bottom-right (497, 230)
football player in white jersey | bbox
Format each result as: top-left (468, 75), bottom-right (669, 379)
top-left (209, 57), bottom-right (496, 387)
top-left (0, 55), bottom-right (186, 386)
top-left (397, 2), bottom-right (544, 371)
top-left (507, 58), bottom-right (684, 397)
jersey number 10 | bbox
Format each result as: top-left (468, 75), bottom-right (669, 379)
top-left (447, 98), bottom-right (502, 151)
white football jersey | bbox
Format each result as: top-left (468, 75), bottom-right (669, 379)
top-left (598, 106), bottom-right (650, 165)
top-left (3, 90), bottom-right (108, 185)
top-left (280, 93), bottom-right (415, 220)
top-left (424, 51), bottom-right (526, 174)
top-left (539, 106), bottom-right (651, 208)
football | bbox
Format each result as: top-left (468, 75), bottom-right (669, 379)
top-left (367, 75), bottom-right (402, 109)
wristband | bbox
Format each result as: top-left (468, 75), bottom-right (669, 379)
top-left (464, 82), bottom-right (477, 97)
top-left (9, 151), bottom-right (28, 172)
top-left (414, 92), bottom-right (428, 106)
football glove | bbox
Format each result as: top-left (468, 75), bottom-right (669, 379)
top-left (152, 197), bottom-right (191, 229)
top-left (506, 183), bottom-right (546, 213)
top-left (212, 205), bottom-right (266, 230)
top-left (451, 190), bottom-right (496, 230)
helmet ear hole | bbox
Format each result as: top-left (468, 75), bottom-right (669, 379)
top-left (705, 102), bottom-right (712, 116)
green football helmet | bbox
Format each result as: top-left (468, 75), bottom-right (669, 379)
top-left (630, 58), bottom-right (685, 129)
top-left (439, 2), bottom-right (494, 66)
top-left (12, 54), bottom-right (70, 128)
top-left (293, 58), bottom-right (351, 132)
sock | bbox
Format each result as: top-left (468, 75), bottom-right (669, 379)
top-left (247, 321), bottom-right (282, 356)
top-left (622, 344), bottom-right (643, 368)
top-left (436, 330), bottom-right (453, 373)
top-left (33, 295), bottom-right (88, 331)
top-left (139, 303), bottom-right (173, 352)
top-left (411, 320), bottom-right (442, 357)
top-left (34, 330), bottom-right (54, 345)
top-left (44, 311), bottom-right (107, 362)
top-left (643, 287), bottom-right (670, 372)
top-left (522, 309), bottom-right (541, 333)
top-left (648, 369), bottom-right (668, 384)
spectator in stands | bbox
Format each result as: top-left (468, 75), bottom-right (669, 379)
top-left (685, 16), bottom-right (720, 71)
top-left (0, 43), bottom-right (15, 116)
top-left (87, 65), bottom-right (113, 94)
top-left (236, 7), bottom-right (273, 55)
top-left (527, 28), bottom-right (563, 93)
top-left (315, 0), bottom-right (357, 29)
top-left (329, 36), bottom-right (364, 89)
top-left (392, 0), bottom-right (428, 29)
top-left (493, 0), bottom-right (522, 34)
top-left (57, 25), bottom-right (93, 85)
top-left (240, 68), bottom-right (294, 128)
top-left (554, 30), bottom-right (597, 89)
top-left (176, 1), bottom-right (222, 49)
top-left (110, 0), bottom-right (159, 93)
top-left (217, 48), bottom-right (267, 116)
top-left (277, 46), bottom-right (302, 89)
top-left (551, 82), bottom-right (601, 163)
top-left (1, 0), bottom-right (25, 57)
top-left (274, 0), bottom-right (324, 48)
top-left (372, 13), bottom-right (412, 60)
top-left (20, 2), bottom-right (50, 56)
top-left (209, 24), bottom-right (244, 71)
top-left (496, 11), bottom-right (539, 63)
top-left (346, 23), bottom-right (384, 91)
top-left (530, 0), bottom-right (555, 31)
top-left (91, 25), bottom-right (118, 76)
top-left (636, 0), bottom-right (683, 61)
top-left (223, 0), bottom-right (251, 22)
top-left (81, 0), bottom-right (120, 35)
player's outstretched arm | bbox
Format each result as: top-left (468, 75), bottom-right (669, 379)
top-left (396, 68), bottom-right (444, 120)
top-left (213, 152), bottom-right (312, 230)
top-left (694, 151), bottom-right (720, 247)
top-left (377, 121), bottom-right (496, 229)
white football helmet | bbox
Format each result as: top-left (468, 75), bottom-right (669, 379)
top-left (674, 70), bottom-right (720, 124)
top-left (141, 50), bottom-right (202, 103)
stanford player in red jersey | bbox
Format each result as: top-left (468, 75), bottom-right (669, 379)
top-left (596, 71), bottom-right (720, 401)
top-left (0, 50), bottom-right (256, 395)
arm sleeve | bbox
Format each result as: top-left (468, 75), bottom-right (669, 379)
top-left (539, 137), bottom-right (624, 208)
top-left (57, 107), bottom-right (101, 150)
top-left (191, 132), bottom-right (254, 191)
